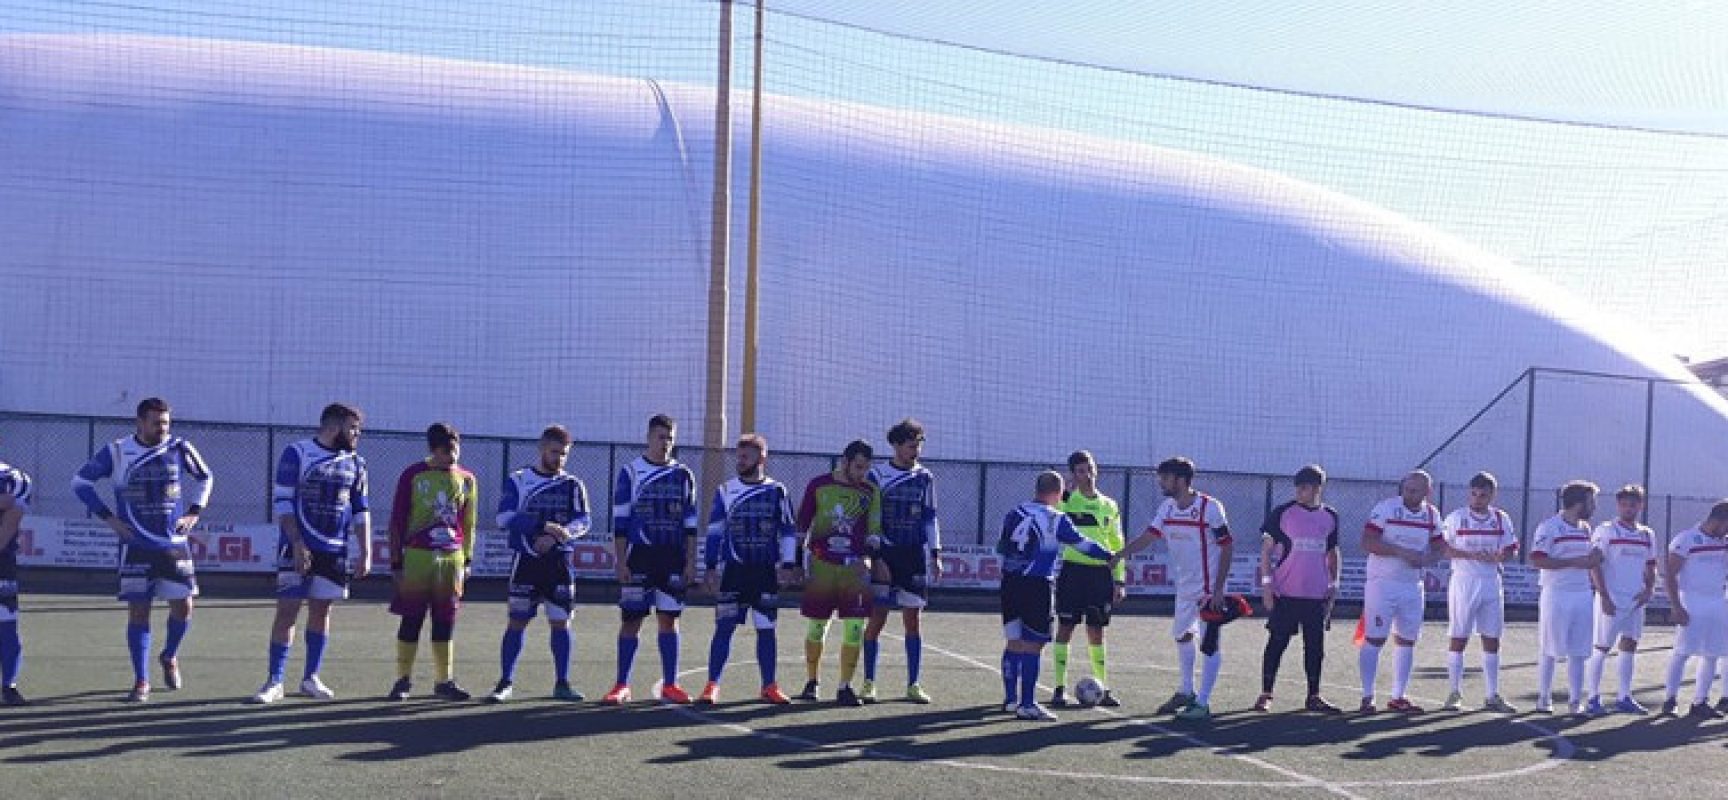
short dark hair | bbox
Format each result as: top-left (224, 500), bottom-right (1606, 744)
top-left (1293, 464), bottom-right (1326, 486)
top-left (427, 422), bottom-right (461, 452)
top-left (1067, 450), bottom-right (1095, 470)
top-left (1559, 480), bottom-right (1598, 510)
top-left (1615, 484), bottom-right (1646, 502)
top-left (1156, 457), bottom-right (1196, 482)
top-left (1469, 471), bottom-right (1498, 491)
top-left (320, 403), bottom-right (362, 427)
top-left (1035, 470), bottom-right (1064, 496)
top-left (737, 433), bottom-right (767, 454)
top-left (540, 425), bottom-right (572, 445)
top-left (1709, 501), bottom-right (1728, 523)
top-left (136, 397), bottom-right (170, 418)
top-left (647, 414), bottom-right (676, 433)
top-left (887, 418), bottom-right (925, 446)
top-left (841, 439), bottom-right (874, 462)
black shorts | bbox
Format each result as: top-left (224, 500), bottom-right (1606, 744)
top-left (509, 552), bottom-right (576, 621)
top-left (1266, 596), bottom-right (1328, 637)
top-left (1055, 562), bottom-right (1115, 628)
top-left (117, 544), bottom-right (197, 602)
top-left (274, 542), bottom-right (351, 600)
top-left (619, 543), bottom-right (688, 619)
top-left (716, 562), bottom-right (780, 626)
top-left (0, 550), bottom-right (18, 618)
top-left (1000, 574), bottom-right (1054, 643)
top-left (873, 545), bottom-right (929, 609)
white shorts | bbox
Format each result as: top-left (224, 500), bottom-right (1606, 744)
top-left (1446, 576), bottom-right (1504, 639)
top-left (1592, 594), bottom-right (1646, 648)
top-left (1362, 580), bottom-right (1424, 642)
top-left (1171, 591), bottom-right (1202, 640)
top-left (1676, 594), bottom-right (1728, 657)
top-left (1538, 587), bottom-right (1594, 659)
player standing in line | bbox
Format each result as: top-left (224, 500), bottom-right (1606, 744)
top-left (999, 470), bottom-right (1118, 721)
top-left (1529, 480), bottom-right (1602, 714)
top-left (601, 414), bottom-right (699, 705)
top-left (72, 397), bottom-right (213, 702)
top-left (1439, 471), bottom-right (1520, 713)
top-left (862, 418), bottom-right (942, 704)
top-left (1049, 449), bottom-right (1124, 708)
top-left (0, 451), bottom-right (34, 705)
top-left (1254, 465), bottom-right (1343, 714)
top-left (386, 422), bottom-right (480, 701)
top-left (1658, 502), bottom-right (1728, 718)
top-left (1584, 484), bottom-right (1657, 715)
top-left (794, 439), bottom-right (881, 707)
top-left (486, 425), bottom-right (591, 704)
top-left (698, 434), bottom-right (799, 705)
top-left (1356, 470), bottom-right (1444, 714)
top-left (1119, 456), bottom-right (1234, 722)
top-left (250, 403), bottom-right (372, 704)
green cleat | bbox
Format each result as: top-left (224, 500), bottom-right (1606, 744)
top-left (906, 683), bottom-right (932, 704)
top-left (858, 680), bottom-right (878, 703)
top-left (552, 681), bottom-right (584, 702)
top-left (1175, 701), bottom-right (1212, 722)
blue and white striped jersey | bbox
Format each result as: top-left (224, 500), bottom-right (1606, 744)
top-left (0, 461), bottom-right (33, 557)
top-left (72, 435), bottom-right (213, 550)
top-left (498, 466), bottom-right (591, 558)
top-left (868, 461), bottom-right (942, 551)
top-left (705, 477), bottom-right (797, 568)
top-left (612, 456), bottom-right (697, 548)
top-left (998, 501), bottom-right (1108, 580)
top-left (273, 439), bottom-right (370, 555)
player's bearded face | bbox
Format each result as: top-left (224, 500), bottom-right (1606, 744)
top-left (1400, 479), bottom-right (1429, 508)
top-left (136, 411), bottom-right (170, 446)
top-left (1617, 497), bottom-right (1642, 523)
top-left (1157, 473), bottom-right (1181, 497)
top-left (735, 445), bottom-right (763, 477)
top-left (333, 419), bottom-right (361, 450)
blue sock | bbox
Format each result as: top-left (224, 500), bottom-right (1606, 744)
top-left (499, 627), bottom-right (525, 683)
top-left (756, 628), bottom-right (777, 688)
top-left (0, 621), bottom-right (21, 686)
top-left (1001, 648), bottom-right (1018, 704)
top-left (863, 639), bottom-right (880, 681)
top-left (303, 630), bottom-right (328, 680)
top-left (127, 624), bottom-right (151, 683)
top-left (549, 627), bottom-right (571, 683)
top-left (1018, 652), bottom-right (1040, 708)
top-left (162, 617), bottom-right (189, 659)
top-left (267, 641), bottom-right (290, 684)
top-left (615, 636), bottom-right (638, 686)
top-left (708, 622), bottom-right (736, 683)
top-left (658, 630), bottom-right (680, 687)
top-left (906, 636), bottom-right (923, 685)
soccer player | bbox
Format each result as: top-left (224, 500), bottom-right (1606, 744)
top-left (0, 450), bottom-right (34, 705)
top-left (250, 403), bottom-right (372, 704)
top-left (1585, 484), bottom-right (1657, 715)
top-left (698, 433), bottom-right (799, 705)
top-left (1659, 501), bottom-right (1728, 718)
top-left (1049, 449), bottom-right (1124, 708)
top-left (1255, 465), bottom-right (1343, 714)
top-left (72, 397), bottom-right (213, 702)
top-left (486, 425), bottom-right (591, 704)
top-left (999, 470), bottom-right (1117, 721)
top-left (1439, 471), bottom-right (1520, 713)
top-left (602, 414), bottom-right (699, 705)
top-left (1356, 470), bottom-right (1444, 714)
top-left (1529, 480), bottom-right (1602, 714)
top-left (862, 418), bottom-right (942, 704)
top-left (795, 439), bottom-right (881, 707)
top-left (386, 422), bottom-right (480, 701)
top-left (1119, 456), bottom-right (1233, 722)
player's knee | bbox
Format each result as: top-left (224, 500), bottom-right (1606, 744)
top-left (805, 618), bottom-right (830, 643)
top-left (842, 619), bottom-right (865, 646)
top-left (750, 609), bottom-right (775, 631)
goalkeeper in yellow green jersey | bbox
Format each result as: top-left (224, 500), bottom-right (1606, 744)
top-left (1051, 450), bottom-right (1124, 707)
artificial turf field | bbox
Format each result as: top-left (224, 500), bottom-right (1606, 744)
top-left (5, 591), bottom-right (1728, 799)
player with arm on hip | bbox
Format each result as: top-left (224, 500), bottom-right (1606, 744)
top-left (250, 403), bottom-right (372, 704)
top-left (386, 422), bottom-right (480, 702)
top-left (1440, 471), bottom-right (1520, 713)
top-left (1050, 450), bottom-right (1126, 708)
top-left (1255, 464), bottom-right (1343, 714)
top-left (1529, 480), bottom-right (1603, 715)
top-left (862, 418), bottom-right (943, 704)
top-left (1584, 484), bottom-right (1657, 715)
top-left (794, 439), bottom-right (881, 707)
top-left (1355, 470), bottom-right (1444, 715)
top-left (71, 397), bottom-right (213, 702)
top-left (0, 448), bottom-right (35, 705)
top-left (1658, 501), bottom-right (1728, 718)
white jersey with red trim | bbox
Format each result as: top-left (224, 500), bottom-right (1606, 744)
top-left (1667, 526), bottom-right (1728, 597)
top-left (1591, 519), bottom-right (1655, 599)
top-left (1146, 492), bottom-right (1230, 598)
top-left (1531, 514), bottom-right (1595, 591)
top-left (1364, 497), bottom-right (1441, 584)
top-left (1441, 506), bottom-right (1517, 581)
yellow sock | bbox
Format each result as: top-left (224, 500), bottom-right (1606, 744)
top-left (840, 644), bottom-right (861, 686)
top-left (804, 639), bottom-right (824, 683)
top-left (395, 641), bottom-right (418, 680)
top-left (432, 640), bottom-right (453, 683)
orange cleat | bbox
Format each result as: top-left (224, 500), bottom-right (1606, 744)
top-left (600, 683), bottom-right (632, 705)
top-left (697, 681), bottom-right (720, 705)
top-left (760, 683), bottom-right (791, 705)
top-left (659, 683), bottom-right (693, 704)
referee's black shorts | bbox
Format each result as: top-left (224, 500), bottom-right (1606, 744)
top-left (1055, 562), bottom-right (1115, 628)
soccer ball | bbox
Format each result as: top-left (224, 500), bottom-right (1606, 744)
top-left (1073, 677), bottom-right (1105, 707)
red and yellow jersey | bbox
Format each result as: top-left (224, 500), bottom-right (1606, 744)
top-left (389, 460), bottom-right (479, 560)
top-left (796, 472), bottom-right (880, 566)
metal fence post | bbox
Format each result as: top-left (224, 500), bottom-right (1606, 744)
top-left (1642, 378), bottom-right (1655, 520)
top-left (1520, 368), bottom-right (1536, 540)
top-left (976, 463), bottom-right (989, 546)
top-left (265, 426), bottom-right (277, 522)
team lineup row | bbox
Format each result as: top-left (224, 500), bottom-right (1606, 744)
top-left (3, 398), bottom-right (1728, 723)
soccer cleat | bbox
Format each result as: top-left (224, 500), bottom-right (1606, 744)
top-left (1482, 695), bottom-right (1519, 713)
top-left (1016, 703), bottom-right (1058, 721)
top-left (125, 681), bottom-right (151, 703)
top-left (659, 683), bottom-right (692, 705)
top-left (1, 687), bottom-right (25, 706)
top-left (697, 681), bottom-right (720, 705)
top-left (1613, 696), bottom-right (1648, 715)
top-left (795, 680), bottom-right (820, 701)
top-left (433, 681), bottom-right (472, 701)
top-left (858, 680), bottom-right (878, 703)
top-left (1156, 691), bottom-right (1197, 715)
top-left (159, 654), bottom-right (182, 691)
top-left (600, 683), bottom-right (632, 705)
top-left (1252, 693), bottom-right (1274, 712)
top-left (1583, 697), bottom-right (1607, 716)
top-left (552, 681), bottom-right (584, 702)
top-left (1386, 697), bottom-right (1425, 714)
top-left (1356, 697), bottom-right (1377, 715)
top-left (1533, 698), bottom-right (1553, 714)
top-left (1442, 691), bottom-right (1465, 711)
top-left (1175, 701), bottom-right (1212, 722)
top-left (835, 686), bottom-right (863, 707)
top-left (1659, 698), bottom-right (1679, 717)
top-left (1003, 701), bottom-right (1018, 714)
top-left (1714, 697), bottom-right (1728, 715)
top-left (760, 683), bottom-right (791, 705)
top-left (485, 680), bottom-right (515, 704)
top-left (1048, 686), bottom-right (1069, 707)
top-left (299, 675), bottom-right (336, 700)
top-left (1305, 695), bottom-right (1343, 715)
top-left (387, 678), bottom-right (413, 701)
top-left (248, 682), bottom-right (284, 705)
top-left (906, 683), bottom-right (932, 704)
top-left (1689, 702), bottom-right (1723, 720)
top-left (1098, 690), bottom-right (1121, 708)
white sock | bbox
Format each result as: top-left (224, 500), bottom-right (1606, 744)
top-left (1695, 657), bottom-right (1719, 705)
top-left (1198, 651), bottom-right (1222, 705)
top-left (1537, 655), bottom-right (1556, 704)
top-left (1359, 643), bottom-right (1382, 700)
top-left (1177, 639), bottom-right (1197, 695)
top-left (1567, 656), bottom-right (1586, 707)
top-left (1483, 652), bottom-right (1501, 697)
top-left (1617, 650), bottom-right (1637, 701)
top-left (1392, 644), bottom-right (1415, 699)
top-left (1446, 652), bottom-right (1464, 693)
top-left (1586, 649), bottom-right (1608, 700)
top-left (1665, 653), bottom-right (1688, 701)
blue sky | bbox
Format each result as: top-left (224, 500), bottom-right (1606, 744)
top-left (8, 0), bottom-right (1727, 358)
